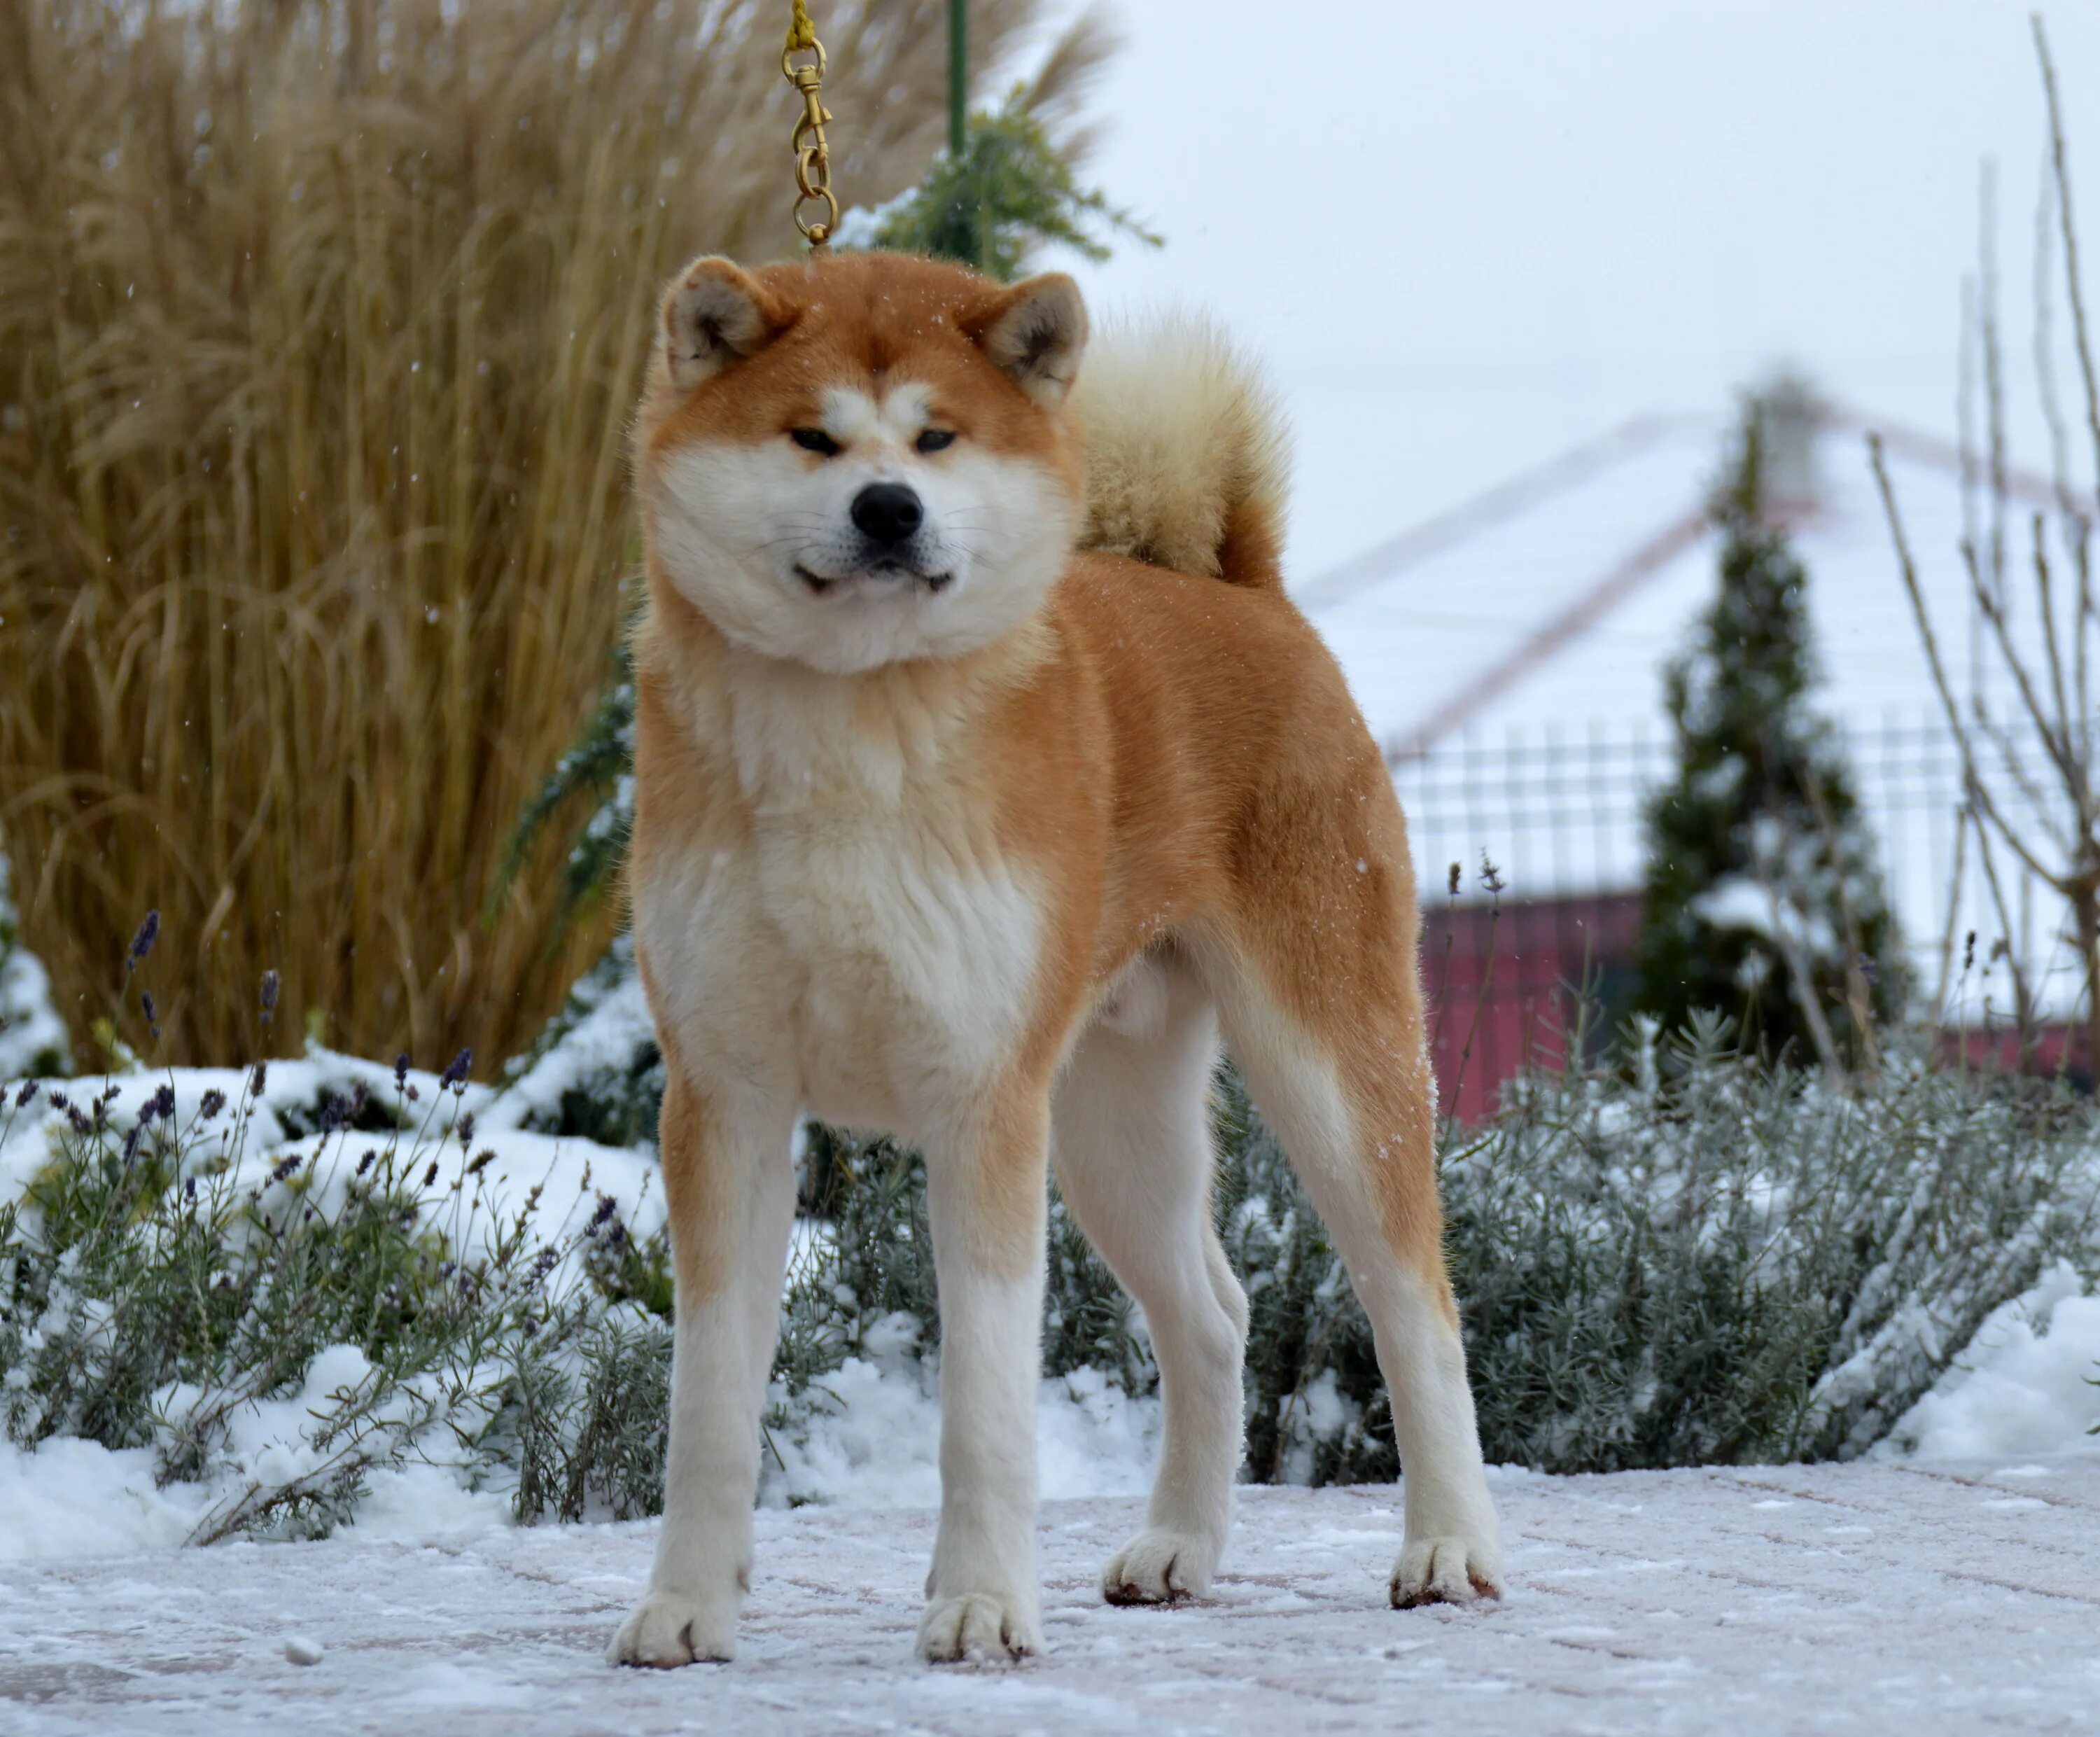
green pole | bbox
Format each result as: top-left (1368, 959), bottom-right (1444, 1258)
top-left (947, 0), bottom-right (967, 159)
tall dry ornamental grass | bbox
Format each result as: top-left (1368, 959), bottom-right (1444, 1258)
top-left (0, 0), bottom-right (1062, 1067)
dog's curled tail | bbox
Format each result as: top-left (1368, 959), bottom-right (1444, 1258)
top-left (1072, 313), bottom-right (1290, 589)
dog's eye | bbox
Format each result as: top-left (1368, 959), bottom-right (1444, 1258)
top-left (915, 428), bottom-right (956, 454)
top-left (790, 428), bottom-right (841, 456)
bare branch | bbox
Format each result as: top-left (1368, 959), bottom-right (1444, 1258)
top-left (1750, 853), bottom-right (1845, 1087)
top-left (1872, 433), bottom-right (2068, 891)
top-left (2033, 12), bottom-right (2100, 510)
top-left (2074, 510), bottom-right (2096, 769)
top-left (1970, 789), bottom-right (2040, 1060)
top-left (1980, 160), bottom-right (2011, 608)
top-left (1931, 800), bottom-right (1971, 1033)
top-left (1970, 699), bottom-right (2073, 860)
top-left (2029, 515), bottom-right (2092, 837)
top-left (2034, 146), bottom-right (2078, 510)
top-left (1961, 530), bottom-right (2080, 793)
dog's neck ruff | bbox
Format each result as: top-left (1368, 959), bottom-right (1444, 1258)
top-left (645, 578), bottom-right (1051, 809)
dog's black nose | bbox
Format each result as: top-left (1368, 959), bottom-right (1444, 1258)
top-left (850, 482), bottom-right (923, 547)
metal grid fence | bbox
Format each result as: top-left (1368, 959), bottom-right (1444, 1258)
top-left (1394, 711), bottom-right (2084, 1040)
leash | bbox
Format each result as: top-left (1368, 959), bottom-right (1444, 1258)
top-left (783, 1), bottom-right (838, 248)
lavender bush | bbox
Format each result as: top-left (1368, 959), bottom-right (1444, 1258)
top-left (5, 916), bottom-right (2095, 1547)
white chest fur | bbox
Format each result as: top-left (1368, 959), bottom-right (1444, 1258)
top-left (636, 656), bottom-right (1044, 1136)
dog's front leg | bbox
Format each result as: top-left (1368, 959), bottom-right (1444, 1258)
top-left (610, 1071), bottom-right (797, 1668)
top-left (916, 1090), bottom-right (1050, 1663)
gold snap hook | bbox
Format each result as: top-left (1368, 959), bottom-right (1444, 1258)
top-left (781, 16), bottom-right (836, 248)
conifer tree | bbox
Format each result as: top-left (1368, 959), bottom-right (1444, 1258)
top-left (1634, 392), bottom-right (1904, 1066)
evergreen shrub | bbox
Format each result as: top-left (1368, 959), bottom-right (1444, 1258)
top-left (1637, 393), bottom-right (1905, 1064)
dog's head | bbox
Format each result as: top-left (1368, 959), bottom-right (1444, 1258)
top-left (634, 250), bottom-right (1087, 673)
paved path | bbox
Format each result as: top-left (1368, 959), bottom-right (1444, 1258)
top-left (5, 1459), bottom-right (2100, 1734)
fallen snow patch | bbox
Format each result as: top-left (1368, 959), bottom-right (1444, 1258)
top-left (0, 1435), bottom-right (214, 1559)
top-left (1884, 1259), bottom-right (2100, 1460)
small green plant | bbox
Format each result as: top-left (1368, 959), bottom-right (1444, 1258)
top-left (501, 935), bottom-right (666, 1150)
top-left (494, 670), bottom-right (636, 933)
top-left (857, 95), bottom-right (1158, 279)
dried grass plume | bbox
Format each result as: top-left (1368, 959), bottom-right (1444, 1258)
top-left (0, 0), bottom-right (1059, 1066)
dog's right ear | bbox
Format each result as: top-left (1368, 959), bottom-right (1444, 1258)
top-left (662, 258), bottom-right (785, 393)
top-left (965, 272), bottom-right (1088, 410)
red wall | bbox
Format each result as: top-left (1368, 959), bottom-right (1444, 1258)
top-left (1417, 893), bottom-right (2092, 1120)
top-left (1420, 893), bottom-right (1645, 1124)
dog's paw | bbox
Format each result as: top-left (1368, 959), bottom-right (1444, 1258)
top-left (606, 1589), bottom-right (738, 1668)
top-left (916, 1591), bottom-right (1040, 1664)
top-left (1390, 1535), bottom-right (1504, 1609)
top-left (1101, 1526), bottom-right (1219, 1605)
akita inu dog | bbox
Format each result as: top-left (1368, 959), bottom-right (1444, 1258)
top-left (608, 249), bottom-right (1502, 1668)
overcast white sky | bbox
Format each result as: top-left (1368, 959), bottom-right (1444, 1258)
top-left (1018, 1), bottom-right (2100, 576)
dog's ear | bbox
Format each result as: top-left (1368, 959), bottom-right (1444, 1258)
top-left (965, 273), bottom-right (1088, 410)
top-left (662, 257), bottom-right (786, 393)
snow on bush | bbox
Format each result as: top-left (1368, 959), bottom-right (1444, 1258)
top-left (4, 986), bottom-right (2097, 1556)
top-left (0, 852), bottom-right (69, 1081)
top-left (0, 1042), bottom-right (678, 1543)
top-left (1198, 1033), bottom-right (2076, 1480)
top-left (500, 933), bottom-right (664, 1151)
top-left (0, 997), bottom-right (1154, 1548)
top-left (743, 1019), bottom-right (2100, 1489)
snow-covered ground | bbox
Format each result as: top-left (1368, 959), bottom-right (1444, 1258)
top-left (6, 1460), bottom-right (2100, 1735)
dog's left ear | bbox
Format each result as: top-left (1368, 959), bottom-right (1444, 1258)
top-left (965, 273), bottom-right (1088, 410)
top-left (662, 257), bottom-right (788, 393)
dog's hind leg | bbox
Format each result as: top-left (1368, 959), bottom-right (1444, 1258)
top-left (608, 1068), bottom-right (798, 1667)
top-left (1210, 952), bottom-right (1503, 1609)
top-left (1051, 951), bottom-right (1249, 1605)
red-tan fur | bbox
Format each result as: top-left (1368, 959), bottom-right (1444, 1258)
top-left (610, 250), bottom-right (1502, 1670)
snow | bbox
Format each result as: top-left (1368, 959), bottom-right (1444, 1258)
top-left (1883, 1260), bottom-right (2100, 1461)
top-left (0, 1052), bottom-right (668, 1267)
top-left (0, 1437), bottom-right (514, 1565)
top-left (7, 1460), bottom-right (2100, 1733)
top-left (0, 1353), bottom-right (1158, 1565)
top-left (496, 937), bottom-right (657, 1131)
top-left (0, 1438), bottom-right (213, 1560)
top-left (764, 1356), bottom-right (1161, 1514)
top-left (0, 856), bottom-right (67, 1082)
top-left (1688, 874), bottom-right (1841, 962)
top-left (0, 948), bottom-right (66, 1084)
